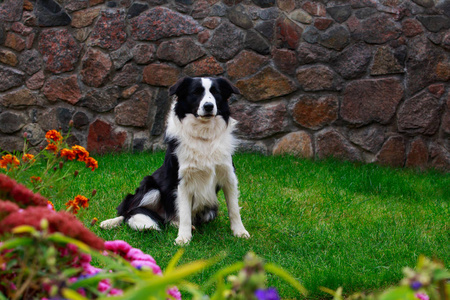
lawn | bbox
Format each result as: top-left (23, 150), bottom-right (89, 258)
top-left (57, 151), bottom-right (449, 299)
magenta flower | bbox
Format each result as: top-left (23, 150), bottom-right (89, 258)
top-left (104, 240), bottom-right (132, 255)
top-left (167, 286), bottom-right (182, 300)
top-left (416, 293), bottom-right (429, 300)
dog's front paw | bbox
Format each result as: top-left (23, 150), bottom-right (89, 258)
top-left (233, 228), bottom-right (250, 239)
top-left (175, 235), bottom-right (192, 245)
top-left (99, 216), bottom-right (124, 230)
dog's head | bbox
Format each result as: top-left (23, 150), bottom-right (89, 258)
top-left (169, 77), bottom-right (240, 123)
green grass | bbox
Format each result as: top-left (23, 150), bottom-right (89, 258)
top-left (56, 152), bottom-right (449, 299)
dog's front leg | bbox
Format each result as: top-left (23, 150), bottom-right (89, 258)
top-left (175, 182), bottom-right (193, 245)
top-left (223, 170), bottom-right (250, 239)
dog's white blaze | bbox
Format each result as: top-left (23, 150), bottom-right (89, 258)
top-left (197, 78), bottom-right (217, 117)
top-left (127, 213), bottom-right (160, 231)
top-left (139, 189), bottom-right (160, 209)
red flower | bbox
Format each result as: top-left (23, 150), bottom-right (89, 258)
top-left (10, 183), bottom-right (47, 208)
top-left (46, 143), bottom-right (58, 153)
top-left (30, 176), bottom-right (41, 183)
top-left (0, 174), bottom-right (16, 194)
top-left (22, 154), bottom-right (35, 163)
top-left (0, 200), bottom-right (19, 220)
top-left (45, 130), bottom-right (63, 143)
top-left (0, 155), bottom-right (20, 169)
top-left (60, 149), bottom-right (76, 161)
top-left (85, 157), bottom-right (98, 171)
top-left (72, 145), bottom-right (89, 162)
top-left (74, 195), bottom-right (89, 209)
top-left (65, 199), bottom-right (80, 215)
top-left (0, 207), bottom-right (104, 250)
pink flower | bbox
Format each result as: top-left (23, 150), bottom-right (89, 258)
top-left (104, 240), bottom-right (132, 255)
top-left (82, 263), bottom-right (102, 275)
top-left (416, 293), bottom-right (429, 300)
top-left (167, 287), bottom-right (182, 300)
top-left (126, 249), bottom-right (156, 263)
top-left (109, 288), bottom-right (124, 296)
top-left (98, 279), bottom-right (112, 292)
top-left (125, 247), bottom-right (143, 260)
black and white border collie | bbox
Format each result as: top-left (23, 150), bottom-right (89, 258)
top-left (100, 77), bottom-right (250, 245)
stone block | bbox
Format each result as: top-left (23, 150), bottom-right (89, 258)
top-left (38, 28), bottom-right (81, 74)
top-left (42, 75), bottom-right (82, 105)
top-left (87, 119), bottom-right (127, 154)
top-left (316, 129), bottom-right (362, 162)
top-left (376, 136), bottom-right (406, 168)
top-left (80, 48), bottom-right (112, 87)
top-left (236, 67), bottom-right (297, 101)
top-left (398, 91), bottom-right (442, 135)
top-left (230, 102), bottom-right (288, 139)
top-left (292, 95), bottom-right (338, 130)
top-left (273, 131), bottom-right (313, 158)
top-left (342, 78), bottom-right (403, 125)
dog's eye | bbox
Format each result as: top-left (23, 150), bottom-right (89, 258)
top-left (210, 87), bottom-right (218, 94)
top-left (193, 87), bottom-right (204, 95)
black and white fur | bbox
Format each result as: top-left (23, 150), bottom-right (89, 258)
top-left (100, 77), bottom-right (250, 245)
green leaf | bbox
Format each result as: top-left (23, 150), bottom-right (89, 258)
top-left (62, 267), bottom-right (83, 278)
top-left (62, 288), bottom-right (89, 300)
top-left (47, 233), bottom-right (91, 252)
top-left (206, 261), bottom-right (244, 288)
top-left (165, 249), bottom-right (184, 274)
top-left (379, 286), bottom-right (416, 300)
top-left (178, 281), bottom-right (204, 300)
top-left (0, 237), bottom-right (34, 250)
top-left (433, 268), bottom-right (450, 281)
top-left (70, 271), bottom-right (132, 290)
top-left (11, 225), bottom-right (37, 234)
top-left (265, 263), bottom-right (308, 296)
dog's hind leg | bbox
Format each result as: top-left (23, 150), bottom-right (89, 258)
top-left (127, 214), bottom-right (160, 231)
top-left (197, 206), bottom-right (218, 224)
top-left (100, 216), bottom-right (124, 229)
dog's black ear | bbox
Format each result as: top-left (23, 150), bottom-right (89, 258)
top-left (217, 78), bottom-right (240, 96)
top-left (169, 77), bottom-right (192, 97)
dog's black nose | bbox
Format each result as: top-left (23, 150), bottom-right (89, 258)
top-left (203, 102), bottom-right (214, 112)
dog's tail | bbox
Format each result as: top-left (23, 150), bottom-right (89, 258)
top-left (100, 216), bottom-right (124, 229)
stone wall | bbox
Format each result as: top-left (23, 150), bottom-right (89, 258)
top-left (0, 0), bottom-right (449, 171)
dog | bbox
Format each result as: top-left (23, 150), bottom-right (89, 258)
top-left (100, 77), bottom-right (250, 245)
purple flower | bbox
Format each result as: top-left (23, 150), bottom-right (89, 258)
top-left (411, 281), bottom-right (422, 290)
top-left (255, 288), bottom-right (280, 300)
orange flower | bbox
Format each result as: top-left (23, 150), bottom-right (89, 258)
top-left (74, 195), bottom-right (89, 208)
top-left (0, 160), bottom-right (7, 169)
top-left (46, 143), bottom-right (58, 153)
top-left (45, 130), bottom-right (63, 143)
top-left (65, 199), bottom-right (80, 215)
top-left (85, 157), bottom-right (98, 171)
top-left (22, 153), bottom-right (35, 163)
top-left (0, 155), bottom-right (20, 169)
top-left (60, 149), bottom-right (76, 160)
top-left (72, 145), bottom-right (89, 162)
top-left (30, 176), bottom-right (41, 183)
